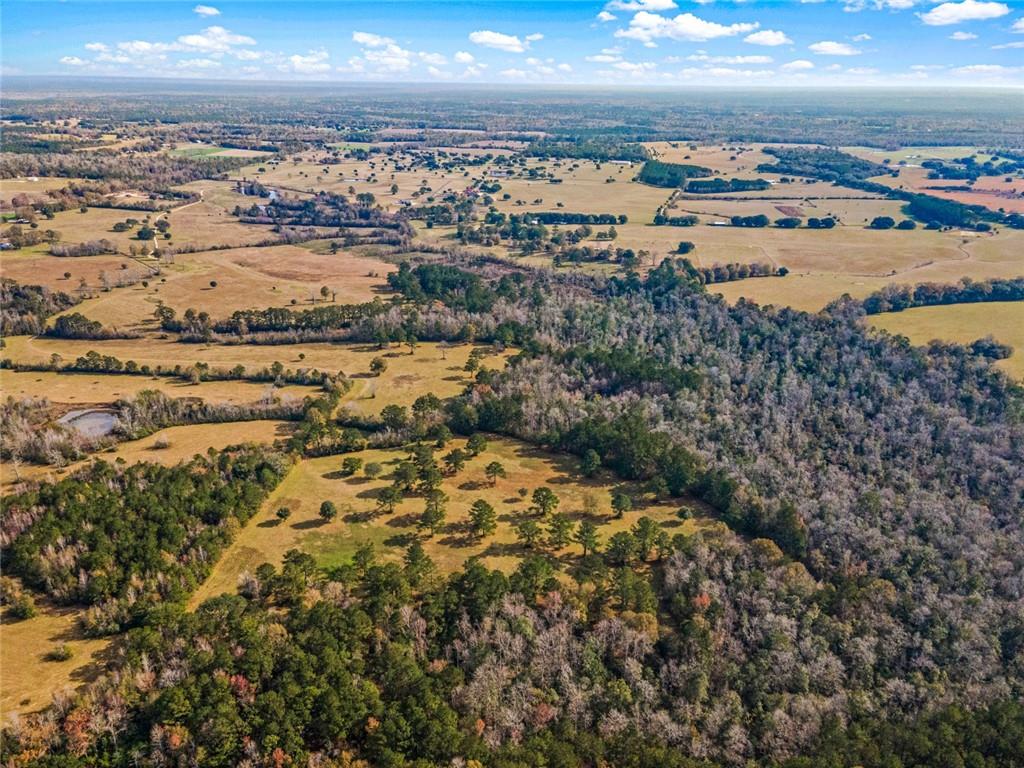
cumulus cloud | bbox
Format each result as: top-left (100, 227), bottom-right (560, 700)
top-left (597, 11), bottom-right (617, 22)
top-left (780, 59), bottom-right (815, 70)
top-left (852, 33), bottom-right (872, 41)
top-left (919, 0), bottom-right (1009, 26)
top-left (454, 51), bottom-right (475, 64)
top-left (843, 0), bottom-right (917, 11)
top-left (992, 40), bottom-right (1024, 48)
top-left (84, 42), bottom-right (108, 52)
top-left (1012, 17), bottom-right (1024, 31)
top-left (193, 4), bottom-right (220, 16)
top-left (284, 48), bottom-right (331, 74)
top-left (177, 26), bottom-right (256, 52)
top-left (616, 12), bottom-right (759, 44)
top-left (744, 30), bottom-right (793, 46)
top-left (352, 31), bottom-right (394, 47)
top-left (949, 30), bottom-right (978, 39)
top-left (809, 40), bottom-right (861, 54)
top-left (59, 56), bottom-right (86, 66)
top-left (586, 53), bottom-right (622, 62)
top-left (469, 30), bottom-right (538, 52)
top-left (606, 0), bottom-right (678, 10)
top-left (178, 57), bottom-right (221, 69)
top-left (687, 53), bottom-right (773, 64)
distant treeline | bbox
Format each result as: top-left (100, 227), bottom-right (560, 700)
top-left (855, 277), bottom-right (1024, 315)
top-left (528, 212), bottom-right (627, 225)
top-left (685, 177), bottom-right (771, 194)
top-left (637, 160), bottom-right (713, 188)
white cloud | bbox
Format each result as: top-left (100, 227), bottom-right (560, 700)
top-left (469, 30), bottom-right (535, 52)
top-left (780, 59), bottom-right (815, 70)
top-left (557, 62), bottom-right (573, 72)
top-left (177, 26), bottom-right (256, 52)
top-left (1012, 18), bottom-right (1024, 31)
top-left (613, 60), bottom-right (657, 72)
top-left (950, 30), bottom-right (978, 39)
top-left (525, 33), bottom-right (544, 42)
top-left (744, 30), bottom-right (793, 46)
top-left (843, 0), bottom-right (918, 11)
top-left (992, 40), bottom-right (1024, 48)
top-left (284, 48), bottom-right (331, 74)
top-left (193, 4), bottom-right (220, 16)
top-left (586, 53), bottom-right (622, 62)
top-left (178, 57), bottom-right (221, 69)
top-left (454, 51), bottom-right (475, 64)
top-left (846, 66), bottom-right (879, 74)
top-left (951, 62), bottom-right (1019, 73)
top-left (852, 33), bottom-right (872, 41)
top-left (84, 42), bottom-right (108, 52)
top-left (919, 0), bottom-right (1009, 26)
top-left (59, 56), bottom-right (86, 66)
top-left (597, 11), bottom-right (617, 22)
top-left (352, 31), bottom-right (394, 48)
top-left (688, 53), bottom-right (773, 64)
top-left (809, 40), bottom-right (861, 54)
top-left (606, 0), bottom-right (678, 10)
top-left (419, 51), bottom-right (447, 66)
top-left (616, 11), bottom-right (759, 44)
top-left (499, 68), bottom-right (529, 78)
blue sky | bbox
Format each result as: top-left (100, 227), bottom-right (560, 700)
top-left (3, 0), bottom-right (1023, 86)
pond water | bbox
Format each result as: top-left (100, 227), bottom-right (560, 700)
top-left (58, 409), bottom-right (119, 439)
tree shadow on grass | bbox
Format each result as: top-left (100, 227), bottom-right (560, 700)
top-left (292, 518), bottom-right (330, 530)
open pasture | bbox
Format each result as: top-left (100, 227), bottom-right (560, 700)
top-left (666, 195), bottom-right (904, 225)
top-left (3, 336), bottom-right (511, 415)
top-left (869, 301), bottom-right (1024, 379)
top-left (711, 228), bottom-right (1024, 311)
top-left (491, 160), bottom-right (670, 223)
top-left (0, 602), bottom-right (111, 717)
top-left (842, 145), bottom-right (982, 165)
top-left (0, 369), bottom-right (319, 408)
top-left (63, 244), bottom-right (395, 330)
top-left (1, 177), bottom-right (85, 209)
top-left (192, 436), bottom-right (708, 604)
top-left (872, 166), bottom-right (1024, 214)
top-left (643, 141), bottom-right (774, 176)
top-left (2, 420), bottom-right (296, 492)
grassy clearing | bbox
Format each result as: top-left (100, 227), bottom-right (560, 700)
top-left (0, 369), bottom-right (319, 407)
top-left (871, 166), bottom-right (1024, 215)
top-left (3, 337), bottom-right (512, 417)
top-left (64, 244), bottom-right (395, 330)
top-left (869, 301), bottom-right (1024, 380)
top-left (0, 602), bottom-right (111, 716)
top-left (193, 436), bottom-right (709, 605)
top-left (842, 145), bottom-right (982, 165)
top-left (0, 177), bottom-right (87, 208)
top-left (712, 228), bottom-right (1024, 311)
top-left (3, 420), bottom-right (295, 491)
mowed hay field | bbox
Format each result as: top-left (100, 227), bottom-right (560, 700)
top-left (0, 369), bottom-right (319, 407)
top-left (1, 602), bottom-right (111, 717)
top-left (63, 244), bottom-right (396, 330)
top-left (3, 337), bottom-right (512, 417)
top-left (869, 301), bottom-right (1024, 380)
top-left (192, 436), bottom-right (709, 605)
top-left (0, 250), bottom-right (148, 292)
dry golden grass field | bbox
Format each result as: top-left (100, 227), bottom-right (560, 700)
top-left (2, 420), bottom-right (295, 492)
top-left (1, 177), bottom-right (87, 208)
top-left (57, 244), bottom-right (396, 330)
top-left (0, 369), bottom-right (319, 407)
top-left (871, 166), bottom-right (1024, 215)
top-left (3, 336), bottom-right (512, 417)
top-left (868, 301), bottom-right (1024, 380)
top-left (192, 436), bottom-right (710, 605)
top-left (712, 228), bottom-right (1024, 311)
top-left (1, 601), bottom-right (112, 717)
top-left (842, 145), bottom-right (982, 165)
